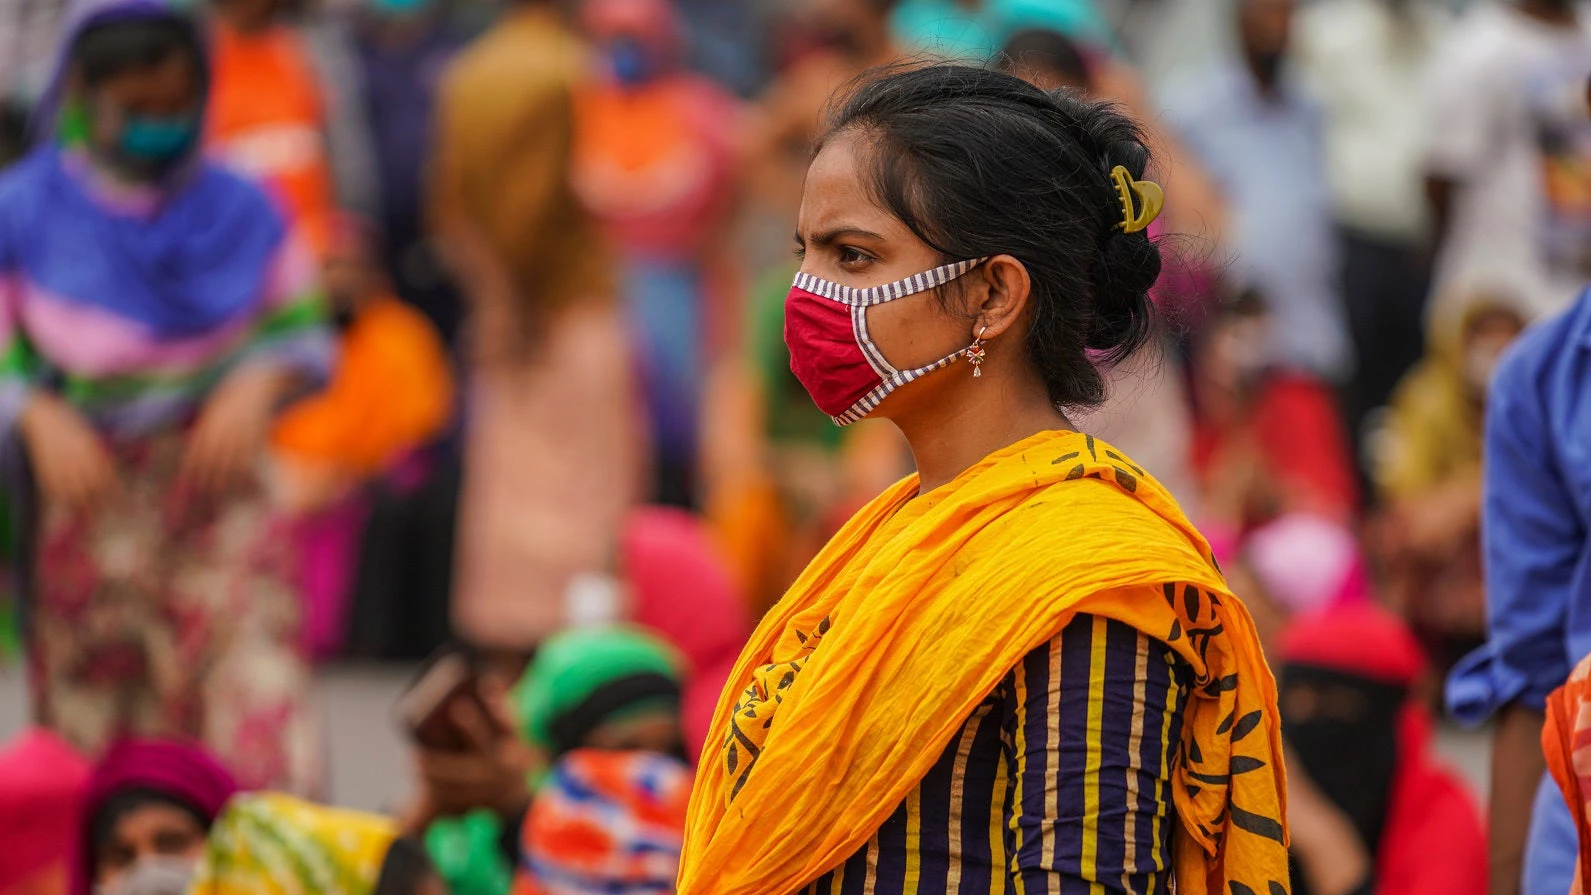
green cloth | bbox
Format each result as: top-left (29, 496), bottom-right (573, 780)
top-left (511, 626), bottom-right (681, 751)
top-left (425, 811), bottom-right (513, 895)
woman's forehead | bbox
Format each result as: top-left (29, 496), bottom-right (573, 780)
top-left (798, 135), bottom-right (903, 238)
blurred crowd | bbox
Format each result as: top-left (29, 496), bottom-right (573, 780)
top-left (0, 0), bottom-right (1588, 892)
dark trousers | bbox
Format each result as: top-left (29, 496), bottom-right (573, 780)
top-left (1338, 227), bottom-right (1432, 497)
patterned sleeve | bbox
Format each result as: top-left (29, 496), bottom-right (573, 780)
top-left (1000, 613), bottom-right (1190, 895)
top-left (234, 234), bottom-right (336, 386)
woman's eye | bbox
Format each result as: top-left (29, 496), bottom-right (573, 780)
top-left (838, 246), bottom-right (872, 265)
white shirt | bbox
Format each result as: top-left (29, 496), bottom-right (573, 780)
top-left (1296, 0), bottom-right (1450, 243)
top-left (1423, 2), bottom-right (1591, 317)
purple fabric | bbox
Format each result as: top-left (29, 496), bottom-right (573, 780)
top-left (72, 739), bottom-right (239, 895)
top-left (1, 0), bottom-right (287, 338)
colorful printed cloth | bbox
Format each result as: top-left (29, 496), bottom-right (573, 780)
top-left (28, 432), bottom-right (319, 793)
top-left (514, 750), bottom-right (692, 895)
top-left (190, 793), bottom-right (397, 895)
top-left (1545, 651), bottom-right (1591, 895)
top-left (680, 431), bottom-right (1289, 895)
top-left (72, 738), bottom-right (239, 895)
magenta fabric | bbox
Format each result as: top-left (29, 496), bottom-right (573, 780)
top-left (73, 739), bottom-right (239, 895)
top-left (294, 495), bottom-right (372, 661)
top-left (622, 506), bottom-right (750, 757)
top-left (0, 728), bottom-right (91, 895)
top-left (783, 286), bottom-right (880, 418)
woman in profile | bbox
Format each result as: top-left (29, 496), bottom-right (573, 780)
top-left (677, 64), bottom-right (1290, 894)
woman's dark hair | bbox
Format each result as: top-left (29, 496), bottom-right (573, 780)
top-left (89, 789), bottom-right (207, 856)
top-left (374, 837), bottom-right (440, 895)
top-left (822, 63), bottom-right (1162, 409)
top-left (73, 18), bottom-right (203, 89)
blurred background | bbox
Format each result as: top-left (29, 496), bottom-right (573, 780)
top-left (0, 0), bottom-right (1585, 891)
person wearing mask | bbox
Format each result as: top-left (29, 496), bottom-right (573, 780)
top-left (572, 0), bottom-right (743, 508)
top-left (407, 626), bottom-right (688, 895)
top-left (74, 740), bottom-right (240, 895)
top-left (1293, 0), bottom-right (1448, 459)
top-left (189, 793), bottom-right (443, 895)
top-left (1423, 0), bottom-right (1591, 321)
top-left (204, 0), bottom-right (337, 255)
top-left (3, 0), bottom-right (332, 791)
top-left (889, 0), bottom-right (1110, 61)
top-left (1373, 290), bottom-right (1525, 672)
top-left (1447, 284), bottom-right (1591, 892)
top-left (1162, 0), bottom-right (1352, 384)
top-left (346, 0), bottom-right (466, 344)
top-left (271, 214), bottom-right (454, 659)
top-left (430, 0), bottom-right (640, 655)
top-left (679, 64), bottom-right (1287, 895)
top-left (1279, 605), bottom-right (1486, 895)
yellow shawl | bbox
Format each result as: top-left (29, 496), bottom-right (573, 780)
top-left (678, 430), bottom-right (1289, 895)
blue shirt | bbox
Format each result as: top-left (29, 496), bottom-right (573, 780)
top-left (1160, 63), bottom-right (1351, 381)
top-left (1448, 288), bottom-right (1591, 724)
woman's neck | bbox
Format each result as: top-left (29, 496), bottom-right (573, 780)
top-left (896, 372), bottom-right (1072, 494)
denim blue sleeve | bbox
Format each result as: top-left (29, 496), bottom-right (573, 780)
top-left (1447, 342), bottom-right (1583, 723)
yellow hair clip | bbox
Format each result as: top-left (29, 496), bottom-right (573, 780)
top-left (1111, 165), bottom-right (1164, 234)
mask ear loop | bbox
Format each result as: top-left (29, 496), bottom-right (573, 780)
top-left (967, 326), bottom-right (989, 378)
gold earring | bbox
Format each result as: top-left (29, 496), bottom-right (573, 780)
top-left (967, 326), bottom-right (988, 378)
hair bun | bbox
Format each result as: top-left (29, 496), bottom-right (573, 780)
top-left (1087, 229), bottom-right (1160, 359)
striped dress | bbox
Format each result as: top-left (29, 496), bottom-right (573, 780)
top-left (803, 613), bottom-right (1191, 895)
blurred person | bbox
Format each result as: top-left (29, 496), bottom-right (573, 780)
top-left (4, 0), bottom-right (332, 791)
top-left (1373, 289), bottom-right (1525, 671)
top-left (1294, 0), bottom-right (1448, 459)
top-left (572, 0), bottom-right (743, 508)
top-left (430, 0), bottom-right (641, 653)
top-left (1542, 649), bottom-right (1591, 895)
top-left (0, 729), bottom-right (91, 895)
top-left (204, 0), bottom-right (338, 254)
top-left (1423, 0), bottom-right (1591, 321)
top-left (74, 739), bottom-right (240, 895)
top-left (189, 793), bottom-right (442, 895)
top-left (271, 214), bottom-right (454, 659)
top-left (679, 64), bottom-right (1287, 895)
top-left (409, 626), bottom-right (686, 895)
top-left (513, 750), bottom-right (691, 895)
top-left (1162, 0), bottom-right (1352, 383)
top-left (1446, 285), bottom-right (1591, 895)
top-left (1190, 290), bottom-right (1359, 534)
top-left (1279, 605), bottom-right (1486, 895)
top-left (346, 0), bottom-right (467, 343)
top-left (890, 0), bottom-right (1110, 61)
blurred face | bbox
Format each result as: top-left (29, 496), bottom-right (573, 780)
top-left (84, 53), bottom-right (201, 179)
top-left (1197, 310), bottom-right (1270, 398)
top-left (94, 803), bottom-right (207, 892)
top-left (793, 130), bottom-right (983, 423)
top-left (1462, 308), bottom-right (1524, 395)
top-left (211, 0), bottom-right (279, 31)
top-left (1238, 0), bottom-right (1293, 73)
top-left (804, 0), bottom-right (888, 54)
top-left (584, 711), bottom-right (685, 756)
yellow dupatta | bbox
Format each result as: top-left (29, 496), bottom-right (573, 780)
top-left (678, 430), bottom-right (1289, 895)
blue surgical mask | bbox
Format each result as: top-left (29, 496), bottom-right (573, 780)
top-left (368, 0), bottom-right (433, 17)
top-left (608, 37), bottom-right (655, 88)
top-left (118, 113), bottom-right (198, 163)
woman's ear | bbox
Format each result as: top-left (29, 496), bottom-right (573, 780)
top-left (970, 254), bottom-right (1032, 341)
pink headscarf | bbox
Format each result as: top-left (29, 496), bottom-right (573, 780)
top-left (623, 506), bottom-right (751, 758)
top-left (73, 740), bottom-right (240, 895)
top-left (0, 728), bottom-right (91, 895)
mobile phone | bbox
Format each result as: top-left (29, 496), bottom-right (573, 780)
top-left (396, 644), bottom-right (493, 752)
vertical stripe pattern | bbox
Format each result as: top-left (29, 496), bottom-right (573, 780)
top-left (802, 614), bottom-right (1190, 895)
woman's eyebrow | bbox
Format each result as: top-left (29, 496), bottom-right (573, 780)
top-left (798, 227), bottom-right (887, 247)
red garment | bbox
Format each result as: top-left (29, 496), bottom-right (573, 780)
top-left (0, 729), bottom-right (90, 895)
top-left (1280, 606), bottom-right (1486, 895)
top-left (1194, 372), bottom-right (1360, 525)
top-left (622, 506), bottom-right (750, 759)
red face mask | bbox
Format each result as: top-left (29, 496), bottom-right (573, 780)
top-left (784, 258), bottom-right (987, 425)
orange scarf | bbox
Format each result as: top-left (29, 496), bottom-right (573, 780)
top-left (1545, 653), bottom-right (1591, 895)
top-left (679, 430), bottom-right (1289, 894)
